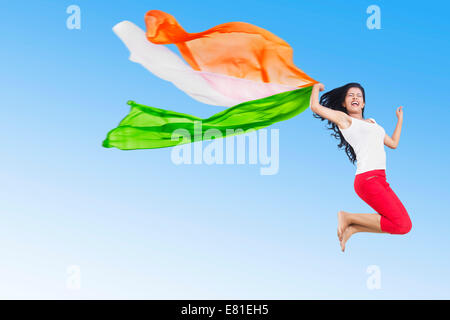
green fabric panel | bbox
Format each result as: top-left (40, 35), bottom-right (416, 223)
top-left (103, 86), bottom-right (312, 150)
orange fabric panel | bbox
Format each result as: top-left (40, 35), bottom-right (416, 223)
top-left (144, 10), bottom-right (318, 88)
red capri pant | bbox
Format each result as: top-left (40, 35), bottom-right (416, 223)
top-left (354, 169), bottom-right (412, 234)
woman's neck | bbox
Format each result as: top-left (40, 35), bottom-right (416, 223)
top-left (348, 112), bottom-right (363, 120)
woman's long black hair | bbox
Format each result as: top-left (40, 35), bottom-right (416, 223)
top-left (312, 83), bottom-right (366, 164)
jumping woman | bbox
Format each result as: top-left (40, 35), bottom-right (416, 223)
top-left (310, 82), bottom-right (412, 252)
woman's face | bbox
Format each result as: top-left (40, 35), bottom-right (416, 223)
top-left (343, 87), bottom-right (365, 113)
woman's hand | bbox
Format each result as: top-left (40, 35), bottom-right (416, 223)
top-left (396, 106), bottom-right (404, 120)
top-left (310, 83), bottom-right (325, 110)
top-left (314, 83), bottom-right (325, 92)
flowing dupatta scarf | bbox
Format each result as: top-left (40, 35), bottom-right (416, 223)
top-left (103, 10), bottom-right (317, 150)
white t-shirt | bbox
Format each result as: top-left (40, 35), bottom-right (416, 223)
top-left (339, 117), bottom-right (386, 175)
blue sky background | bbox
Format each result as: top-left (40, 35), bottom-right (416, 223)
top-left (1, 0), bottom-right (449, 299)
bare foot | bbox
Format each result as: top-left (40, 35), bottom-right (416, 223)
top-left (340, 225), bottom-right (355, 252)
top-left (337, 211), bottom-right (349, 241)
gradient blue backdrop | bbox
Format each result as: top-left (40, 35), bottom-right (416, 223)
top-left (1, 0), bottom-right (449, 299)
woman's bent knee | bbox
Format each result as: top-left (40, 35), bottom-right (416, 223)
top-left (393, 218), bottom-right (412, 235)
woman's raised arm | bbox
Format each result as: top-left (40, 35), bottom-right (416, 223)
top-left (384, 106), bottom-right (404, 149)
top-left (310, 83), bottom-right (348, 128)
